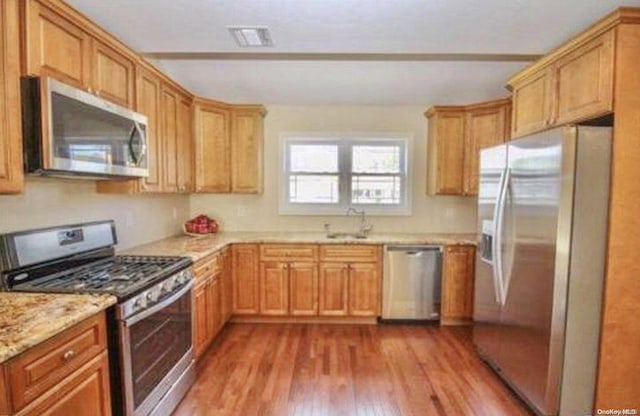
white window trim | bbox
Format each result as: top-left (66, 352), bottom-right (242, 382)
top-left (279, 132), bottom-right (413, 216)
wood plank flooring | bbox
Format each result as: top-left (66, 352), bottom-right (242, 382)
top-left (173, 323), bottom-right (532, 416)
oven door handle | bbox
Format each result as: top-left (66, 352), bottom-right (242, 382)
top-left (122, 280), bottom-right (193, 326)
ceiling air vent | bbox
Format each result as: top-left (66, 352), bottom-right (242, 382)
top-left (228, 27), bottom-right (273, 47)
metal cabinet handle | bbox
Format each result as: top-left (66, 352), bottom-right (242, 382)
top-left (63, 350), bottom-right (75, 361)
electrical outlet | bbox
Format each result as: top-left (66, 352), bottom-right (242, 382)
top-left (236, 206), bottom-right (247, 217)
top-left (125, 212), bottom-right (134, 227)
top-left (172, 207), bottom-right (178, 220)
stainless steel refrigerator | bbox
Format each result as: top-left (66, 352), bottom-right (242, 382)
top-left (474, 126), bottom-right (611, 416)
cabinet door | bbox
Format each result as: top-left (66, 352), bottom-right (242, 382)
top-left (232, 244), bottom-right (260, 315)
top-left (511, 69), bottom-right (552, 138)
top-left (161, 85), bottom-right (179, 193)
top-left (289, 262), bottom-right (318, 316)
top-left (463, 103), bottom-right (510, 196)
top-left (260, 262), bottom-right (289, 315)
top-left (193, 281), bottom-right (209, 358)
top-left (209, 275), bottom-right (222, 338)
top-left (136, 67), bottom-right (163, 192)
top-left (16, 352), bottom-right (111, 416)
top-left (24, 1), bottom-right (91, 89)
top-left (441, 245), bottom-right (476, 324)
top-left (231, 108), bottom-right (264, 193)
top-left (194, 103), bottom-right (231, 192)
top-left (553, 30), bottom-right (614, 125)
top-left (426, 110), bottom-right (465, 195)
top-left (318, 263), bottom-right (349, 316)
top-left (221, 249), bottom-right (233, 322)
top-left (348, 263), bottom-right (380, 317)
top-left (0, 0), bottom-right (23, 194)
top-left (91, 40), bottom-right (135, 108)
top-left (177, 96), bottom-right (194, 192)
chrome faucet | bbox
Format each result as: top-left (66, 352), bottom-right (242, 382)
top-left (346, 207), bottom-right (373, 238)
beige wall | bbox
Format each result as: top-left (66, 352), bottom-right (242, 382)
top-left (0, 178), bottom-right (189, 249)
top-left (190, 105), bottom-right (477, 234)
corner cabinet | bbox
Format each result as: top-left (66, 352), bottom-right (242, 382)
top-left (0, 0), bottom-right (24, 194)
top-left (441, 245), bottom-right (475, 325)
top-left (426, 98), bottom-right (511, 196)
top-left (509, 29), bottom-right (614, 138)
top-left (194, 102), bottom-right (266, 194)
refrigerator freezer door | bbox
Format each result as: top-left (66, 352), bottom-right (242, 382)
top-left (473, 144), bottom-right (507, 362)
top-left (499, 129), bottom-right (571, 415)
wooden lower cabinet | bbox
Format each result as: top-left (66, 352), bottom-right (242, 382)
top-left (318, 263), bottom-right (349, 316)
top-left (441, 245), bottom-right (476, 325)
top-left (260, 262), bottom-right (289, 315)
top-left (348, 263), bottom-right (381, 317)
top-left (288, 262), bottom-right (318, 316)
top-left (193, 252), bottom-right (227, 359)
top-left (16, 352), bottom-right (111, 416)
top-left (232, 244), bottom-right (260, 315)
top-left (220, 248), bottom-right (233, 322)
top-left (1, 313), bottom-right (111, 415)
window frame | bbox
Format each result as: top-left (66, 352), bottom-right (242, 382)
top-left (279, 132), bottom-right (412, 216)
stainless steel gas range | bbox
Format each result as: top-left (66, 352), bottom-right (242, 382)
top-left (0, 220), bottom-right (195, 416)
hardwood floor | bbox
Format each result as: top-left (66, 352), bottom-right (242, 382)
top-left (174, 323), bottom-right (532, 416)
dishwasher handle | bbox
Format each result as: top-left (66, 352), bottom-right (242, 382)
top-left (386, 245), bottom-right (443, 253)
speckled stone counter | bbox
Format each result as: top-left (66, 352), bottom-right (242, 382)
top-left (0, 293), bottom-right (116, 363)
top-left (123, 232), bottom-right (477, 263)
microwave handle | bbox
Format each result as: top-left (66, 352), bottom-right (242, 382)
top-left (128, 122), bottom-right (147, 166)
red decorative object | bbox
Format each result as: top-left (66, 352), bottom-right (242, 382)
top-left (184, 214), bottom-right (219, 235)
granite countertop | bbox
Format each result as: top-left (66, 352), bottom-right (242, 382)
top-left (0, 293), bottom-right (117, 363)
top-left (123, 232), bottom-right (477, 263)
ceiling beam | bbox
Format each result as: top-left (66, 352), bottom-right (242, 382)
top-left (141, 52), bottom-right (542, 62)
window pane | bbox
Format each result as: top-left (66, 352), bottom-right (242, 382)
top-left (352, 145), bottom-right (400, 173)
top-left (290, 144), bottom-right (338, 172)
top-left (352, 175), bottom-right (401, 204)
top-left (289, 175), bottom-right (339, 203)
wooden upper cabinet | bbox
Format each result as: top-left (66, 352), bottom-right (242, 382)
top-left (463, 100), bottom-right (511, 196)
top-left (91, 40), bottom-right (135, 108)
top-left (135, 67), bottom-right (163, 192)
top-left (552, 30), bottom-right (614, 125)
top-left (23, 0), bottom-right (91, 89)
top-left (193, 100), bottom-right (231, 192)
top-left (510, 69), bottom-right (551, 138)
top-left (509, 29), bottom-right (615, 138)
top-left (23, 1), bottom-right (136, 109)
top-left (231, 106), bottom-right (266, 194)
top-left (426, 98), bottom-right (511, 196)
top-left (177, 95), bottom-right (194, 192)
top-left (426, 108), bottom-right (466, 196)
top-left (441, 245), bottom-right (475, 325)
top-left (0, 0), bottom-right (24, 194)
top-left (161, 84), bottom-right (179, 193)
top-left (232, 244), bottom-right (260, 315)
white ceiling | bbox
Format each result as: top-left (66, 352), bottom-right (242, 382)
top-left (66, 0), bottom-right (640, 105)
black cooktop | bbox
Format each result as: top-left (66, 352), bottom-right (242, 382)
top-left (9, 255), bottom-right (191, 300)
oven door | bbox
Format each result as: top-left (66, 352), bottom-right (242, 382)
top-left (118, 282), bottom-right (193, 416)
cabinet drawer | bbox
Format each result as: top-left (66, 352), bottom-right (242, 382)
top-left (319, 245), bottom-right (381, 263)
top-left (260, 244), bottom-right (318, 261)
top-left (194, 253), bottom-right (221, 279)
top-left (8, 312), bottom-right (106, 411)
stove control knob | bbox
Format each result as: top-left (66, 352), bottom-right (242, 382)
top-left (162, 281), bottom-right (172, 293)
top-left (146, 291), bottom-right (157, 303)
top-left (134, 297), bottom-right (146, 310)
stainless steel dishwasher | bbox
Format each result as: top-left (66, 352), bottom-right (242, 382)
top-left (382, 245), bottom-right (442, 321)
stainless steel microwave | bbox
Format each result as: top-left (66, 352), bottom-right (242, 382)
top-left (22, 77), bottom-right (149, 179)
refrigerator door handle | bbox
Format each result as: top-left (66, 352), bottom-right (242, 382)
top-left (491, 167), bottom-right (508, 304)
top-left (494, 167), bottom-right (511, 306)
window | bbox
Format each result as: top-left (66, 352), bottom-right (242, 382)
top-left (280, 133), bottom-right (411, 215)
